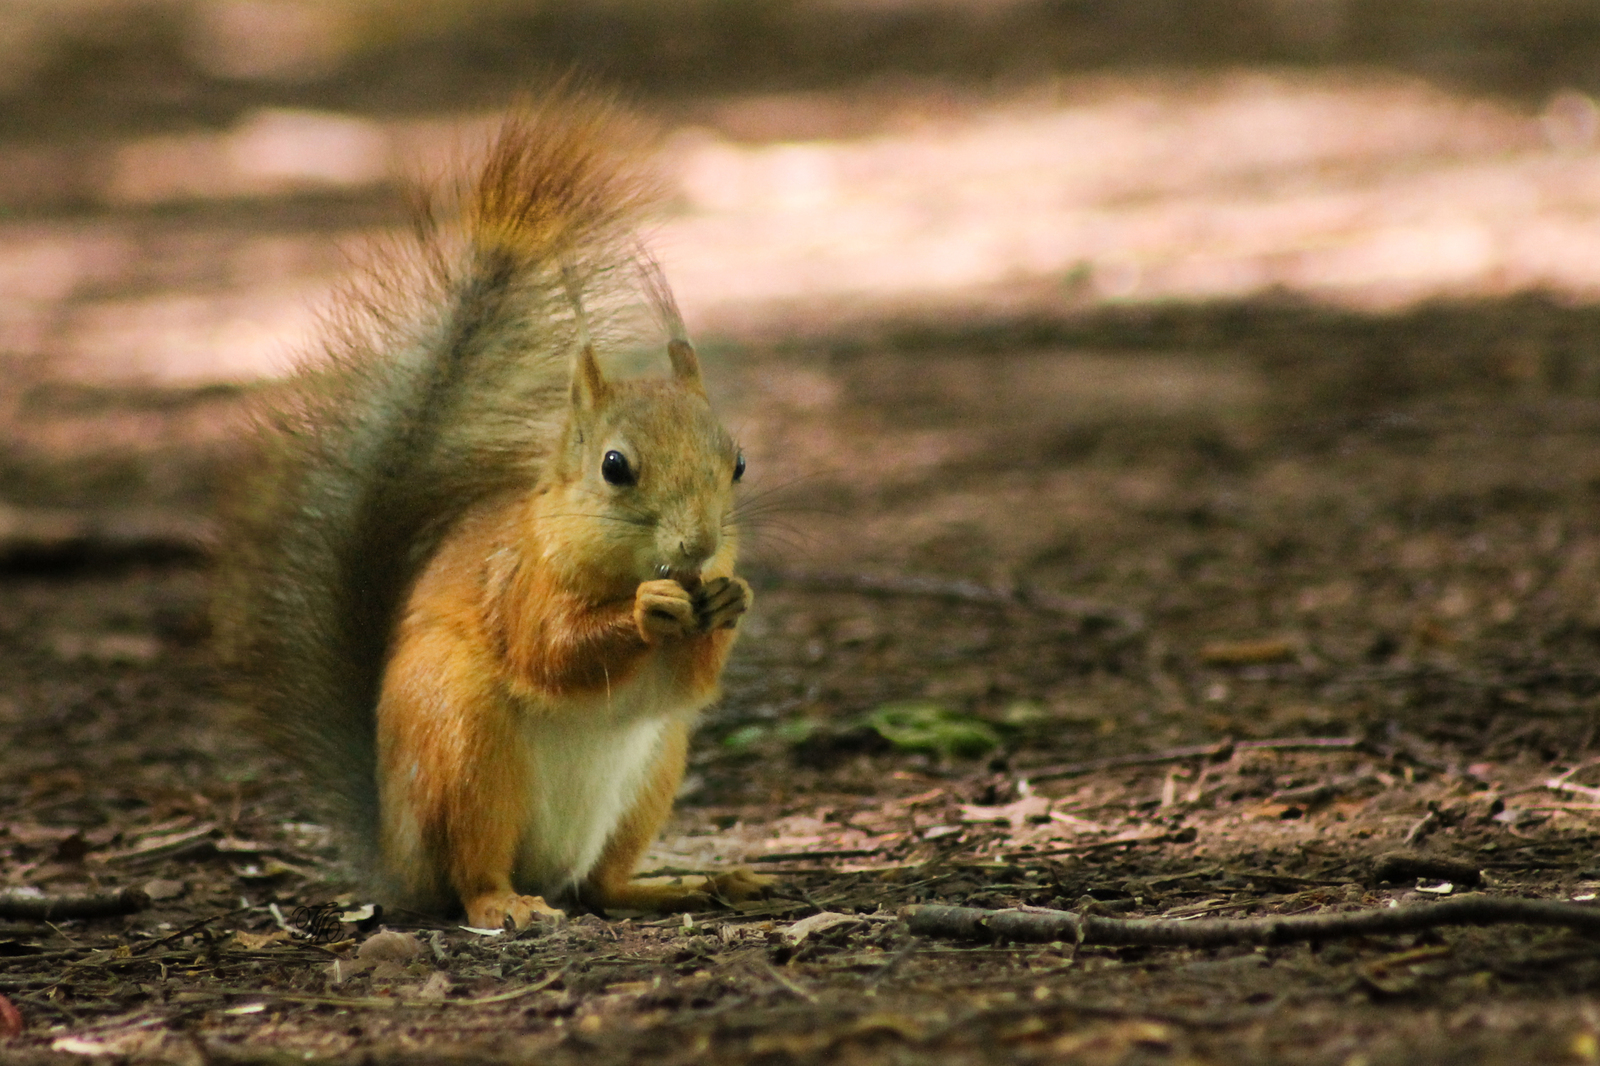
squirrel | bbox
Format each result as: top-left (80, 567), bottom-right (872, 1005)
top-left (215, 92), bottom-right (770, 931)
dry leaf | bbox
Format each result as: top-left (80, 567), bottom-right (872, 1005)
top-left (92, 824), bottom-right (216, 863)
top-left (215, 837), bottom-right (272, 853)
top-left (358, 929), bottom-right (423, 963)
top-left (1052, 1020), bottom-right (1172, 1059)
top-left (409, 971), bottom-right (452, 1001)
top-left (233, 930), bottom-right (289, 950)
top-left (959, 794), bottom-right (1052, 830)
top-left (325, 957), bottom-right (371, 986)
top-left (781, 911), bottom-right (858, 945)
top-left (370, 960), bottom-right (414, 981)
top-left (50, 1036), bottom-right (113, 1055)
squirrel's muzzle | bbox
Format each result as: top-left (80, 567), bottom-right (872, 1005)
top-left (656, 562), bottom-right (703, 593)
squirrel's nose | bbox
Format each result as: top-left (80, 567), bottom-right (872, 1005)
top-left (677, 529), bottom-right (718, 567)
top-left (660, 536), bottom-right (716, 592)
top-left (679, 536), bottom-right (712, 565)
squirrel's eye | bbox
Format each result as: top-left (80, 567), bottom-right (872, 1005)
top-left (601, 450), bottom-right (635, 486)
top-left (733, 451), bottom-right (745, 483)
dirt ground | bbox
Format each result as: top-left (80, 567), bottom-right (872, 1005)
top-left (10, 4), bottom-right (1600, 1065)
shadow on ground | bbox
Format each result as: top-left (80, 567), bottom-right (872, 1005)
top-left (4, 291), bottom-right (1600, 1062)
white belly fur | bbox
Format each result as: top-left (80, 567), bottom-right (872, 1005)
top-left (512, 655), bottom-right (706, 895)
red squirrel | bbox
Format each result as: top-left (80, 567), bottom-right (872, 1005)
top-left (218, 93), bottom-right (769, 930)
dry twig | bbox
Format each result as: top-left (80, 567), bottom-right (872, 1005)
top-left (0, 506), bottom-right (212, 570)
top-left (766, 568), bottom-right (1143, 634)
top-left (904, 894), bottom-right (1600, 948)
top-left (0, 887), bottom-right (149, 921)
top-left (1025, 736), bottom-right (1361, 783)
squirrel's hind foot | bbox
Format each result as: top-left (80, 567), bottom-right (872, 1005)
top-left (700, 865), bottom-right (774, 902)
top-left (464, 890), bottom-right (566, 932)
top-left (590, 866), bottom-right (776, 913)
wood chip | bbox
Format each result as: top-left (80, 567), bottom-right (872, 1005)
top-left (1199, 638), bottom-right (1299, 666)
top-left (780, 911), bottom-right (860, 945)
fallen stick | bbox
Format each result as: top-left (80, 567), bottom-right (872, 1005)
top-left (1026, 736), bottom-right (1361, 783)
top-left (904, 894), bottom-right (1600, 948)
top-left (0, 506), bottom-right (213, 571)
top-left (766, 568), bottom-right (1144, 634)
top-left (0, 887), bottom-right (149, 921)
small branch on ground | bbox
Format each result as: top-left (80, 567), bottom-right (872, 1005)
top-left (1025, 736), bottom-right (1362, 783)
top-left (0, 506), bottom-right (213, 571)
top-left (763, 568), bottom-right (1143, 634)
top-left (904, 894), bottom-right (1600, 948)
top-left (133, 908), bottom-right (253, 955)
top-left (0, 887), bottom-right (150, 921)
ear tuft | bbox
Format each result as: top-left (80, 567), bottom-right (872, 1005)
top-left (571, 344), bottom-right (609, 411)
top-left (563, 259), bottom-right (610, 411)
top-left (667, 338), bottom-right (704, 394)
top-left (638, 250), bottom-right (704, 396)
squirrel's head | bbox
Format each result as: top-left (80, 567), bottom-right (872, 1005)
top-left (543, 336), bottom-right (743, 592)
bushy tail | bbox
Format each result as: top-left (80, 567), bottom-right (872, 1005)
top-left (215, 92), bottom-right (659, 860)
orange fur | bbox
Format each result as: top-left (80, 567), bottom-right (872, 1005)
top-left (226, 95), bottom-right (767, 933)
top-left (377, 371), bottom-right (760, 927)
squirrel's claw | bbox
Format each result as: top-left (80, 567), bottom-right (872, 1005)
top-left (694, 576), bottom-right (752, 632)
top-left (636, 576), bottom-right (750, 642)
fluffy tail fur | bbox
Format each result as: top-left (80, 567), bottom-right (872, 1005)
top-left (216, 93), bottom-right (660, 860)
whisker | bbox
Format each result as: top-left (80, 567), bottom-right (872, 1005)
top-left (731, 514), bottom-right (810, 536)
top-left (731, 513), bottom-right (829, 541)
top-left (729, 472), bottom-right (847, 524)
top-left (737, 523), bottom-right (818, 556)
top-left (540, 510), bottom-right (654, 529)
top-left (739, 537), bottom-right (819, 568)
top-left (731, 471), bottom-right (834, 509)
top-left (732, 500), bottom-right (843, 523)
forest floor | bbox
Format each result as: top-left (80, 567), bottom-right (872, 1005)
top-left (8, 295), bottom-right (1600, 1065)
top-left (8, 5), bottom-right (1600, 1064)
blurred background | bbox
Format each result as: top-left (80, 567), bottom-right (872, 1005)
top-left (5, 0), bottom-right (1600, 639)
top-left (4, 1), bottom-right (1600, 515)
top-left (11, 12), bottom-right (1600, 1056)
top-left (8, 1), bottom-right (1600, 357)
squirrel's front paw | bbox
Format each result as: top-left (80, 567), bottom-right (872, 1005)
top-left (694, 576), bottom-right (752, 632)
top-left (634, 579), bottom-right (696, 643)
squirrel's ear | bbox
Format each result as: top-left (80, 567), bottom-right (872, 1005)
top-left (636, 250), bottom-right (704, 395)
top-left (667, 338), bottom-right (704, 395)
top-left (571, 344), bottom-right (609, 412)
top-left (562, 261), bottom-right (610, 412)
